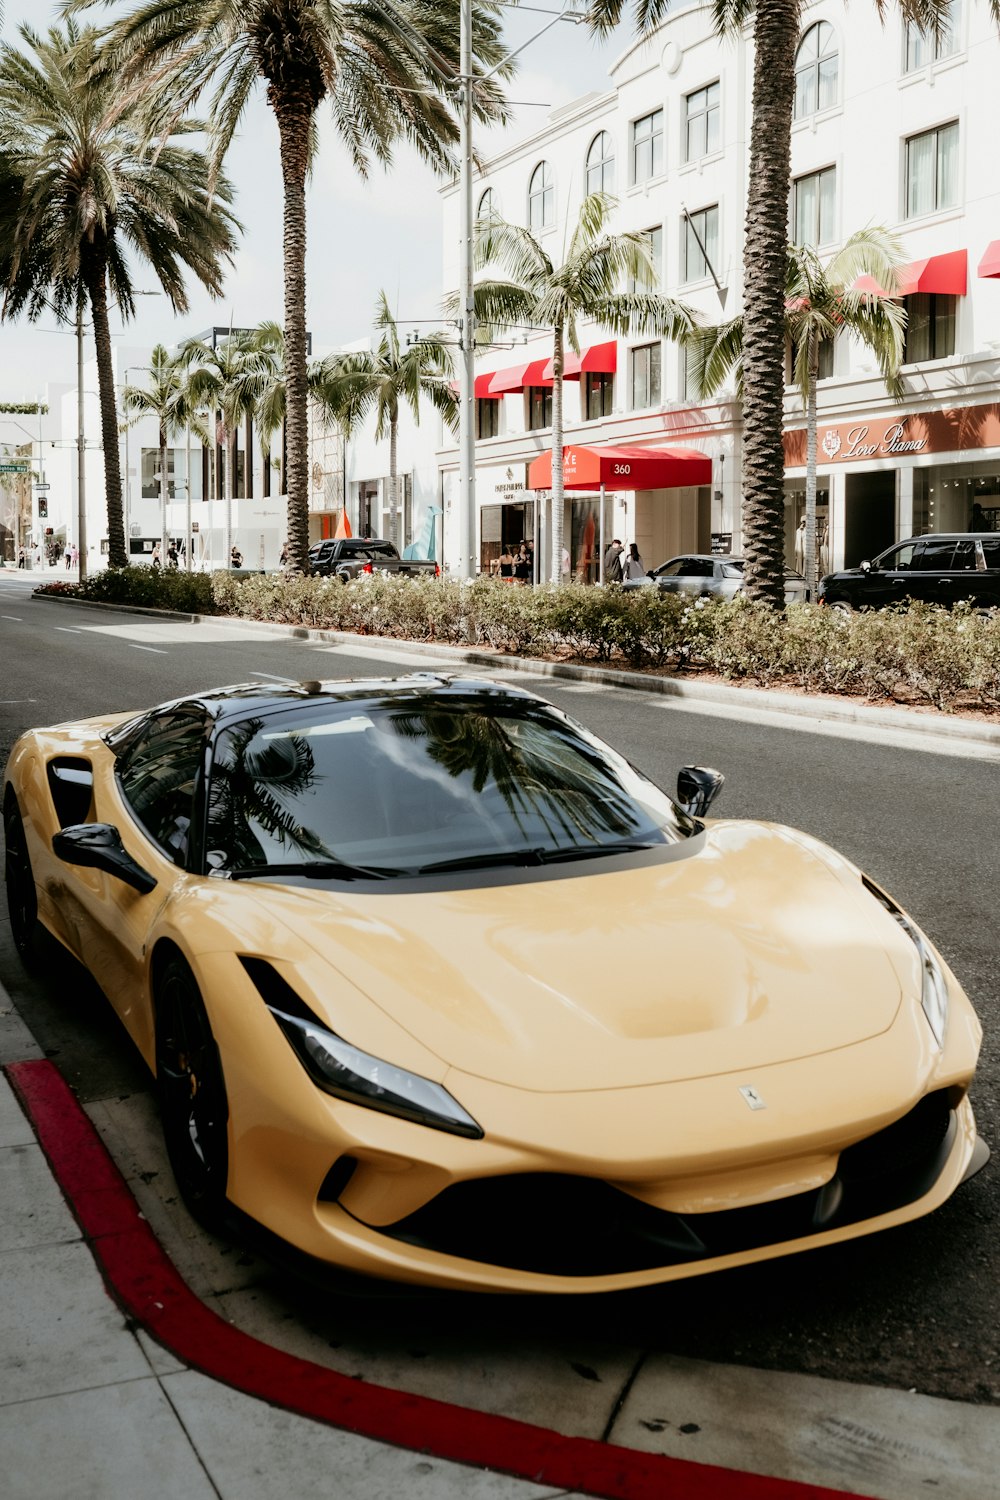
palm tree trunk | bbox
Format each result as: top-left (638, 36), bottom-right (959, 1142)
top-left (185, 421), bottom-right (192, 572)
top-left (740, 0), bottom-right (798, 608)
top-left (805, 329), bottom-right (819, 600)
top-left (82, 239), bottom-right (126, 569)
top-left (272, 92), bottom-right (312, 575)
top-left (550, 324), bottom-right (565, 585)
top-left (389, 415), bottom-right (398, 547)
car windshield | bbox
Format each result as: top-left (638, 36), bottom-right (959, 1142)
top-left (204, 695), bottom-right (691, 879)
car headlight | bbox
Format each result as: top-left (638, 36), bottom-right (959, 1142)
top-left (269, 1006), bottom-right (484, 1139)
top-left (863, 876), bottom-right (948, 1047)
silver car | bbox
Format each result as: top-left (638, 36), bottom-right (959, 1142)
top-left (623, 553), bottom-right (808, 603)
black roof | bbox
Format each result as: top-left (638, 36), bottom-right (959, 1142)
top-left (169, 675), bottom-right (539, 729)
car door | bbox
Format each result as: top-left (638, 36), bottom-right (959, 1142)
top-left (860, 541), bottom-right (920, 606)
top-left (651, 558), bottom-right (686, 593)
top-left (978, 536), bottom-right (1000, 604)
top-left (671, 557), bottom-right (715, 596)
top-left (905, 538), bottom-right (958, 604)
top-left (935, 539), bottom-right (979, 606)
top-left (73, 711), bottom-right (208, 1045)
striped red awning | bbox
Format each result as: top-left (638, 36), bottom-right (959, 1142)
top-left (474, 372), bottom-right (501, 399)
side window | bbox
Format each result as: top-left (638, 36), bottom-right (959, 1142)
top-left (678, 558), bottom-right (713, 578)
top-left (117, 713), bottom-right (205, 867)
top-left (880, 543), bottom-right (917, 570)
top-left (951, 540), bottom-right (977, 571)
top-left (914, 540), bottom-right (957, 570)
top-left (656, 559), bottom-right (685, 577)
top-left (980, 537), bottom-right (1000, 568)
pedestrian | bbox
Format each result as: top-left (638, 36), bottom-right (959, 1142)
top-left (561, 545), bottom-right (570, 580)
top-left (604, 538), bottom-right (624, 583)
top-left (151, 542), bottom-right (161, 568)
top-left (17, 546), bottom-right (25, 569)
top-left (622, 542), bottom-right (646, 580)
top-left (167, 541), bottom-right (179, 568)
top-left (70, 543), bottom-right (78, 568)
top-left (64, 544), bottom-right (72, 570)
top-left (514, 545), bottom-right (531, 584)
top-left (230, 544), bottom-right (243, 569)
top-left (497, 544), bottom-right (514, 582)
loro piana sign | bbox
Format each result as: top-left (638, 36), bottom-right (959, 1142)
top-left (784, 401), bottom-right (1000, 468)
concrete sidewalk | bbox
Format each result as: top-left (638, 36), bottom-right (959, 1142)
top-left (2, 982), bottom-right (1000, 1500)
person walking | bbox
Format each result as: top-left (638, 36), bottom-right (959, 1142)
top-left (167, 541), bottom-right (179, 568)
top-left (230, 544), bottom-right (243, 569)
top-left (64, 544), bottom-right (72, 570)
top-left (604, 538), bottom-right (624, 584)
top-left (150, 542), bottom-right (161, 568)
top-left (623, 542), bottom-right (646, 580)
top-left (497, 544), bottom-right (514, 582)
top-left (17, 546), bottom-right (25, 568)
top-left (70, 543), bottom-right (78, 568)
top-left (513, 545), bottom-right (531, 584)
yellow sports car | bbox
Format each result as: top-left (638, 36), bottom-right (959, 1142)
top-left (3, 675), bottom-right (987, 1292)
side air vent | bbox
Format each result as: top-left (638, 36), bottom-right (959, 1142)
top-left (47, 758), bottom-right (94, 829)
top-left (239, 955), bottom-right (320, 1024)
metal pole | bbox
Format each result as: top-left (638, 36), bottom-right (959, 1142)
top-left (457, 0), bottom-right (477, 581)
top-left (77, 299), bottom-right (88, 581)
top-left (599, 481), bottom-right (606, 584)
top-left (185, 421), bottom-right (192, 571)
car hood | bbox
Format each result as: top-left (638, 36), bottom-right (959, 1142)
top-left (252, 822), bottom-right (903, 1093)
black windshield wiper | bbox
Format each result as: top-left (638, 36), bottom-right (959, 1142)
top-left (416, 841), bottom-right (659, 876)
top-left (225, 859), bottom-right (397, 882)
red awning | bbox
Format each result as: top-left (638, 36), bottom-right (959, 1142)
top-left (541, 340), bottom-right (618, 382)
top-left (528, 444), bottom-right (712, 492)
top-left (474, 372), bottom-right (501, 399)
top-left (522, 358), bottom-right (553, 388)
top-left (978, 241), bottom-right (1000, 278)
top-left (488, 362), bottom-right (531, 395)
top-left (854, 248), bottom-right (968, 298)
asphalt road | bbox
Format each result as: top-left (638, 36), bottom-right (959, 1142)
top-left (1, 577), bottom-right (997, 1406)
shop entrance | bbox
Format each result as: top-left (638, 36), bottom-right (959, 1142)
top-left (845, 471), bottom-right (895, 567)
top-left (480, 500), bottom-right (536, 578)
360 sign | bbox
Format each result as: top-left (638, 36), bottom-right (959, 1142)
top-left (612, 463), bottom-right (631, 476)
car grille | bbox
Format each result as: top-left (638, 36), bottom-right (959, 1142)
top-left (373, 1091), bottom-right (955, 1277)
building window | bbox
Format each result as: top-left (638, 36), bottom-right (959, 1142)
top-left (630, 109), bottom-right (663, 184)
top-left (680, 342), bottom-right (695, 402)
top-left (903, 293), bottom-right (956, 361)
top-left (476, 398), bottom-right (500, 439)
top-left (628, 224), bottom-right (663, 293)
top-left (527, 385), bottom-right (553, 430)
top-left (477, 187), bottom-right (499, 220)
top-left (528, 162), bottom-right (554, 232)
top-left (904, 1), bottom-right (961, 70)
top-left (683, 206), bottom-right (720, 283)
top-left (585, 372), bottom-right (614, 419)
top-left (905, 122), bottom-right (958, 217)
top-left (792, 167), bottom-right (836, 246)
top-left (794, 22), bottom-right (839, 120)
top-left (685, 81), bottom-right (720, 161)
top-left (788, 335), bottom-right (835, 383)
top-left (630, 343), bottom-right (661, 409)
top-left (586, 131), bottom-right (615, 195)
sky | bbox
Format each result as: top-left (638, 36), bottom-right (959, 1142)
top-left (0, 0), bottom-right (625, 404)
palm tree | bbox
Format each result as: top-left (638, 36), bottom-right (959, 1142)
top-left (315, 293), bottom-right (458, 547)
top-left (68, 0), bottom-right (512, 577)
top-left (178, 327), bottom-right (282, 566)
top-left (587, 0), bottom-right (962, 607)
top-left (121, 344), bottom-right (206, 564)
top-left (687, 230), bottom-right (907, 598)
top-left (468, 193), bottom-right (695, 583)
top-left (0, 20), bottom-right (239, 570)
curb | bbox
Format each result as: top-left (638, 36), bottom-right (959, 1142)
top-left (4, 1055), bottom-right (873, 1500)
top-left (29, 589), bottom-right (1000, 754)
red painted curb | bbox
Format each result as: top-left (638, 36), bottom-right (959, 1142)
top-left (6, 1057), bottom-right (874, 1500)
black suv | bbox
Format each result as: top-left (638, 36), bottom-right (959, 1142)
top-left (818, 533), bottom-right (1000, 610)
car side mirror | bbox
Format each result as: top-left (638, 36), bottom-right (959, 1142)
top-left (860, 559), bottom-right (872, 573)
top-left (646, 569), bottom-right (656, 578)
top-left (52, 823), bottom-right (157, 894)
top-left (676, 766), bottom-right (725, 819)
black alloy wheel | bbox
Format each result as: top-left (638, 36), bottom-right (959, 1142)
top-left (155, 953), bottom-right (230, 1233)
top-left (4, 794), bottom-right (40, 963)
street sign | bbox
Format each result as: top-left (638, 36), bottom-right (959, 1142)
top-left (0, 462), bottom-right (30, 474)
top-left (33, 482), bottom-right (50, 491)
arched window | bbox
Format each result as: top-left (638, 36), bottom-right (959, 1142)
top-left (477, 187), bottom-right (499, 221)
top-left (794, 22), bottom-right (839, 120)
top-left (528, 161), bottom-right (554, 232)
top-left (586, 131), bottom-right (615, 195)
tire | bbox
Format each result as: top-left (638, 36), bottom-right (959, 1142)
top-left (3, 793), bottom-right (40, 964)
top-left (828, 597), bottom-right (853, 616)
top-left (155, 953), bottom-right (230, 1233)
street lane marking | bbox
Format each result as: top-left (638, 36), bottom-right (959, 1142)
top-left (129, 644), bottom-right (169, 654)
top-left (54, 626), bottom-right (81, 633)
top-left (249, 671), bottom-right (299, 683)
top-left (1, 615), bottom-right (22, 621)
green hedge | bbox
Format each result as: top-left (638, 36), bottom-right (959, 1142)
top-left (35, 570), bottom-right (1000, 714)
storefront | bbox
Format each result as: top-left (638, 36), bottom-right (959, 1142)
top-left (783, 402), bottom-right (1000, 570)
top-left (478, 464), bottom-right (536, 578)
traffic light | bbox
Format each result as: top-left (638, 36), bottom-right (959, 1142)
top-left (38, 497), bottom-right (48, 518)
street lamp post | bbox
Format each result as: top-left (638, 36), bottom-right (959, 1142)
top-left (76, 297), bottom-right (88, 580)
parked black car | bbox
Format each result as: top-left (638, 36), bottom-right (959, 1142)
top-left (817, 533), bottom-right (1000, 610)
top-left (307, 537), bottom-right (439, 584)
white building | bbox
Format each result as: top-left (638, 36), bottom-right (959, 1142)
top-left (432, 0), bottom-right (1000, 579)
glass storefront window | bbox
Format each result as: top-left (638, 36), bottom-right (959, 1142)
top-left (570, 497), bottom-right (601, 584)
top-left (480, 500), bottom-right (535, 579)
top-left (784, 479), bottom-right (830, 573)
top-left (913, 461), bottom-right (1000, 535)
